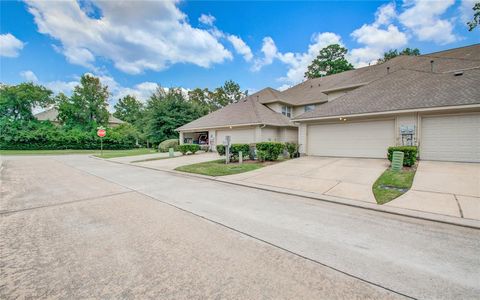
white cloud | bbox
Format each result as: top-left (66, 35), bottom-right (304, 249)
top-left (44, 80), bottom-right (78, 96)
top-left (399, 0), bottom-right (457, 44)
top-left (227, 34), bottom-right (253, 61)
top-left (349, 3), bottom-right (408, 67)
top-left (25, 0), bottom-right (232, 74)
top-left (0, 33), bottom-right (25, 57)
top-left (252, 37), bottom-right (278, 71)
top-left (199, 13), bottom-right (216, 26)
top-left (276, 32), bottom-right (343, 84)
top-left (20, 70), bottom-right (39, 82)
top-left (374, 3), bottom-right (397, 26)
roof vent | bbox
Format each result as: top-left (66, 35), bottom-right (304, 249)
top-left (454, 71), bottom-right (463, 76)
top-left (430, 60), bottom-right (435, 73)
top-left (387, 66), bottom-right (390, 74)
top-left (310, 85), bottom-right (313, 88)
top-left (318, 83), bottom-right (321, 87)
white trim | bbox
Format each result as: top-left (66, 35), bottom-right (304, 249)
top-left (178, 122), bottom-right (297, 132)
top-left (293, 104), bottom-right (480, 122)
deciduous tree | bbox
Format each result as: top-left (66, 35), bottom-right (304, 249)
top-left (305, 44), bottom-right (354, 79)
top-left (0, 83), bottom-right (53, 121)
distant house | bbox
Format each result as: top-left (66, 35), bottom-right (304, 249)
top-left (177, 44), bottom-right (480, 163)
top-left (34, 108), bottom-right (125, 128)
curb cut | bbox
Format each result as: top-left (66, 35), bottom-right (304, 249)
top-left (91, 155), bottom-right (480, 230)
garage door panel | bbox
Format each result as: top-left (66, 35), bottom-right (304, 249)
top-left (307, 120), bottom-right (395, 158)
top-left (217, 128), bottom-right (255, 144)
top-left (421, 114), bottom-right (480, 162)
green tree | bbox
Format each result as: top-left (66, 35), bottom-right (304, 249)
top-left (58, 74), bottom-right (109, 128)
top-left (305, 44), bottom-right (354, 79)
top-left (0, 83), bottom-right (53, 121)
top-left (145, 87), bottom-right (208, 143)
top-left (210, 80), bottom-right (245, 110)
top-left (378, 47), bottom-right (421, 64)
top-left (188, 80), bottom-right (245, 112)
top-left (188, 88), bottom-right (211, 108)
top-left (113, 95), bottom-right (144, 124)
top-left (468, 2), bottom-right (480, 31)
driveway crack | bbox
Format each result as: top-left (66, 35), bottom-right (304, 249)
top-left (453, 194), bottom-right (464, 218)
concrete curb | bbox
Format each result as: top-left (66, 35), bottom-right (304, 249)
top-left (91, 155), bottom-right (480, 230)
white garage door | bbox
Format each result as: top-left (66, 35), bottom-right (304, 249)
top-left (307, 120), bottom-right (395, 158)
top-left (217, 128), bottom-right (255, 144)
top-left (421, 114), bottom-right (480, 162)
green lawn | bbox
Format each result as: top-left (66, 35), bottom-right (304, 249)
top-left (94, 148), bottom-right (157, 159)
top-left (0, 148), bottom-right (156, 158)
top-left (372, 168), bottom-right (417, 205)
top-left (175, 159), bottom-right (266, 176)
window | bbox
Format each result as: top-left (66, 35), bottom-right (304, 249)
top-left (282, 105), bottom-right (292, 117)
top-left (304, 104), bottom-right (315, 112)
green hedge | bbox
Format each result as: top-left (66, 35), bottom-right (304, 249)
top-left (230, 143), bottom-right (250, 161)
top-left (216, 144), bottom-right (225, 155)
top-left (387, 146), bottom-right (418, 167)
top-left (0, 121), bottom-right (138, 150)
top-left (178, 144), bottom-right (200, 155)
top-left (256, 142), bottom-right (285, 161)
top-left (158, 139), bottom-right (179, 152)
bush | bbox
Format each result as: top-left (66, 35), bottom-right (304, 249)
top-left (158, 139), bottom-right (179, 152)
top-left (216, 144), bottom-right (225, 155)
top-left (256, 142), bottom-right (285, 161)
top-left (285, 142), bottom-right (299, 158)
top-left (387, 146), bottom-right (418, 167)
top-left (190, 144), bottom-right (200, 154)
top-left (256, 150), bottom-right (267, 162)
top-left (230, 143), bottom-right (250, 161)
top-left (0, 119), bottom-right (138, 150)
top-left (178, 144), bottom-right (200, 155)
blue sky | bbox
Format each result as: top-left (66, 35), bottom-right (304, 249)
top-left (1, 0), bottom-right (479, 106)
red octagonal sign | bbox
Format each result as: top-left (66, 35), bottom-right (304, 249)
top-left (97, 129), bottom-right (106, 137)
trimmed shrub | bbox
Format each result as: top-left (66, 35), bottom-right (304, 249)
top-left (178, 144), bottom-right (200, 155)
top-left (256, 142), bottom-right (285, 161)
top-left (230, 143), bottom-right (250, 161)
top-left (158, 139), bottom-right (179, 152)
top-left (256, 150), bottom-right (267, 162)
top-left (387, 146), bottom-right (418, 167)
top-left (285, 142), bottom-right (300, 158)
top-left (216, 144), bottom-right (225, 156)
top-left (190, 144), bottom-right (200, 154)
top-left (0, 120), bottom-right (138, 150)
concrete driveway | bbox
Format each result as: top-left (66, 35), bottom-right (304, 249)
top-left (224, 156), bottom-right (389, 203)
top-left (387, 161), bottom-right (480, 219)
top-left (133, 152), bottom-right (219, 170)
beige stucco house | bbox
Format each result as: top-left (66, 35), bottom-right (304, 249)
top-left (177, 44), bottom-right (480, 162)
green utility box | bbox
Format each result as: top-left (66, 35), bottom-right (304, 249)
top-left (169, 147), bottom-right (174, 158)
top-left (391, 151), bottom-right (404, 171)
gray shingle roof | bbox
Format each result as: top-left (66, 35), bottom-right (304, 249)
top-left (253, 44), bottom-right (480, 107)
top-left (294, 67), bottom-right (480, 120)
top-left (176, 96), bottom-right (295, 131)
top-left (178, 44), bottom-right (480, 129)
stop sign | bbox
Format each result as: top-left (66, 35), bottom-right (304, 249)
top-left (97, 129), bottom-right (106, 137)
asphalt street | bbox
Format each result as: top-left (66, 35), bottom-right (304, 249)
top-left (1, 155), bottom-right (479, 299)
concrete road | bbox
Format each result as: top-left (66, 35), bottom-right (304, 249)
top-left (1, 156), bottom-right (479, 299)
